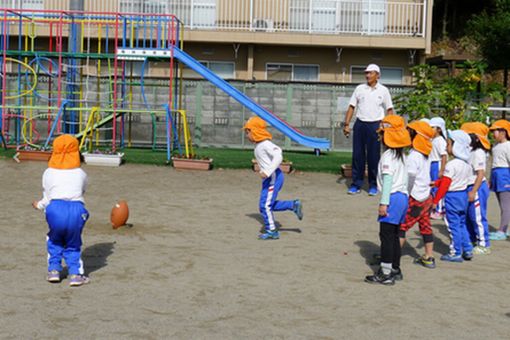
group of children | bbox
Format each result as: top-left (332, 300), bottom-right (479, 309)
top-left (365, 116), bottom-right (510, 285)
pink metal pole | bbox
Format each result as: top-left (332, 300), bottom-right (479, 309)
top-left (1, 10), bottom-right (8, 139)
top-left (56, 12), bottom-right (64, 134)
top-left (112, 15), bottom-right (119, 152)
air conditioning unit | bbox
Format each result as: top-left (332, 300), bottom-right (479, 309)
top-left (253, 18), bottom-right (274, 32)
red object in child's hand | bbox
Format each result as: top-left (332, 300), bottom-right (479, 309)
top-left (111, 200), bottom-right (129, 229)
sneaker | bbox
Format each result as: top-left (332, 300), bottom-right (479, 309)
top-left (47, 270), bottom-right (61, 283)
top-left (365, 269), bottom-right (395, 285)
top-left (473, 245), bottom-right (491, 255)
top-left (391, 268), bottom-right (403, 281)
top-left (293, 200), bottom-right (303, 220)
top-left (69, 275), bottom-right (90, 287)
top-left (258, 230), bottom-right (280, 240)
top-left (430, 212), bottom-right (444, 220)
top-left (440, 254), bottom-right (463, 262)
top-left (347, 186), bottom-right (361, 195)
top-left (489, 231), bottom-right (507, 241)
top-left (414, 256), bottom-right (436, 269)
top-left (462, 251), bottom-right (473, 261)
top-left (368, 187), bottom-right (378, 196)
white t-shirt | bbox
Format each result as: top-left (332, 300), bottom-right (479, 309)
top-left (407, 149), bottom-right (431, 201)
top-left (492, 141), bottom-right (510, 168)
top-left (348, 82), bottom-right (393, 122)
top-left (430, 136), bottom-right (447, 162)
top-left (377, 149), bottom-right (408, 194)
top-left (254, 139), bottom-right (283, 177)
top-left (443, 158), bottom-right (471, 191)
top-left (37, 168), bottom-right (88, 210)
top-left (468, 148), bottom-right (488, 185)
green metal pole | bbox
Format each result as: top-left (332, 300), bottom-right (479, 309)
top-left (285, 84), bottom-right (293, 149)
top-left (194, 82), bottom-right (203, 146)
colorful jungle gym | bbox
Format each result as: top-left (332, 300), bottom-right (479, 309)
top-left (0, 8), bottom-right (330, 162)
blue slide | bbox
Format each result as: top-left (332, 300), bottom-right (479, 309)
top-left (172, 47), bottom-right (331, 150)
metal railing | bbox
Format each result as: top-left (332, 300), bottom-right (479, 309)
top-left (119, 0), bottom-right (426, 37)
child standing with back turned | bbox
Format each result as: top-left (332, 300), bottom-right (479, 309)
top-left (365, 115), bottom-right (411, 285)
top-left (32, 134), bottom-right (90, 286)
top-left (488, 119), bottom-right (510, 241)
top-left (243, 117), bottom-right (303, 240)
top-left (429, 117), bottom-right (448, 219)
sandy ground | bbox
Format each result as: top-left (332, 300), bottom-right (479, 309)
top-left (1, 159), bottom-right (509, 339)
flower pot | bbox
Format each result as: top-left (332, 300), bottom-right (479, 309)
top-left (16, 150), bottom-right (52, 162)
top-left (82, 152), bottom-right (124, 167)
top-left (341, 164), bottom-right (369, 178)
top-left (252, 160), bottom-right (293, 174)
top-left (172, 157), bottom-right (213, 171)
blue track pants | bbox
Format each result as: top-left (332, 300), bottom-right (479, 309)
top-left (444, 191), bottom-right (472, 256)
top-left (259, 169), bottom-right (294, 231)
top-left (467, 182), bottom-right (490, 247)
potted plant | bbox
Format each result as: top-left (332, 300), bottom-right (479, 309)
top-left (340, 164), bottom-right (368, 178)
top-left (252, 159), bottom-right (293, 174)
top-left (15, 147), bottom-right (52, 162)
top-left (82, 149), bottom-right (124, 167)
top-left (171, 154), bottom-right (213, 171)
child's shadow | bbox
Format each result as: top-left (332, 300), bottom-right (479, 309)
top-left (82, 242), bottom-right (115, 275)
top-left (354, 240), bottom-right (380, 269)
top-left (245, 213), bottom-right (302, 233)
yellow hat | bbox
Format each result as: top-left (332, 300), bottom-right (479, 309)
top-left (461, 122), bottom-right (490, 150)
top-left (489, 119), bottom-right (510, 136)
top-left (408, 120), bottom-right (434, 156)
top-left (242, 117), bottom-right (272, 142)
top-left (48, 134), bottom-right (81, 170)
top-left (381, 115), bottom-right (411, 148)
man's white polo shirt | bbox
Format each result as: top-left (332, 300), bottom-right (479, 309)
top-left (348, 82), bottom-right (393, 122)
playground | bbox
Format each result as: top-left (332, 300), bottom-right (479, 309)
top-left (1, 160), bottom-right (509, 338)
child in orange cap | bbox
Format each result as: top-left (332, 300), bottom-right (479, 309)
top-left (461, 122), bottom-right (491, 254)
top-left (488, 119), bottom-right (510, 241)
top-left (365, 115), bottom-right (411, 285)
top-left (32, 134), bottom-right (90, 286)
top-left (242, 116), bottom-right (303, 240)
top-left (399, 120), bottom-right (436, 268)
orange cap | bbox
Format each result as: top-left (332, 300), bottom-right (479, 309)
top-left (48, 134), bottom-right (81, 170)
top-left (381, 115), bottom-right (411, 148)
top-left (408, 120), bottom-right (434, 156)
top-left (489, 119), bottom-right (510, 136)
top-left (242, 116), bottom-right (272, 142)
top-left (461, 122), bottom-right (490, 150)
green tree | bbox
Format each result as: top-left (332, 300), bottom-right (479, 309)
top-left (394, 62), bottom-right (503, 128)
top-left (467, 0), bottom-right (510, 110)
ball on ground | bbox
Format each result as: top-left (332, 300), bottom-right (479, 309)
top-left (111, 200), bottom-right (129, 229)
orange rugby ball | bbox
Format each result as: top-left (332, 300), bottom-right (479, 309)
top-left (111, 200), bottom-right (129, 229)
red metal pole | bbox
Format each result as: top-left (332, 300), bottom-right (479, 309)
top-left (112, 14), bottom-right (119, 152)
top-left (47, 22), bottom-right (53, 134)
top-left (56, 12), bottom-right (63, 134)
top-left (1, 10), bottom-right (8, 139)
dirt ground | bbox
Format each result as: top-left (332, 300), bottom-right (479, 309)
top-left (1, 159), bottom-right (509, 339)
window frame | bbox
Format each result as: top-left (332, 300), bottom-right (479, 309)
top-left (265, 62), bottom-right (320, 82)
top-left (350, 65), bottom-right (403, 85)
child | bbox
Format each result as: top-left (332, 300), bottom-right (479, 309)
top-left (429, 117), bottom-right (448, 219)
top-left (32, 134), bottom-right (90, 286)
top-left (365, 115), bottom-right (410, 285)
top-left (399, 120), bottom-right (436, 268)
top-left (488, 119), bottom-right (510, 241)
top-left (242, 117), bottom-right (303, 240)
top-left (432, 130), bottom-right (473, 262)
top-left (461, 122), bottom-right (491, 254)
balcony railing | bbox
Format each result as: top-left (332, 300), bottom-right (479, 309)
top-left (119, 0), bottom-right (426, 37)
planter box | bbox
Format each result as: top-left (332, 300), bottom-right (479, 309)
top-left (341, 164), bottom-right (368, 178)
top-left (172, 157), bottom-right (213, 171)
top-left (252, 160), bottom-right (293, 174)
top-left (82, 152), bottom-right (124, 167)
top-left (16, 150), bottom-right (52, 162)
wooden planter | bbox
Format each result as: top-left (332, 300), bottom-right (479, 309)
top-left (341, 164), bottom-right (368, 178)
top-left (252, 160), bottom-right (293, 174)
top-left (172, 157), bottom-right (213, 171)
top-left (82, 152), bottom-right (124, 167)
top-left (16, 150), bottom-right (52, 162)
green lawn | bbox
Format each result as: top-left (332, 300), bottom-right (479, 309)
top-left (0, 147), bottom-right (351, 174)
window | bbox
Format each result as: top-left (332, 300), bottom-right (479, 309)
top-left (266, 63), bottom-right (319, 82)
top-left (350, 66), bottom-right (403, 85)
top-left (0, 0), bottom-right (43, 10)
top-left (182, 61), bottom-right (235, 79)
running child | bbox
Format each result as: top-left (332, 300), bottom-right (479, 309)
top-left (488, 119), bottom-right (510, 241)
top-left (432, 130), bottom-right (473, 262)
top-left (461, 122), bottom-right (491, 254)
top-left (32, 134), bottom-right (90, 286)
top-left (242, 116), bottom-right (303, 240)
top-left (429, 117), bottom-right (448, 219)
top-left (365, 115), bottom-right (411, 285)
top-left (399, 120), bottom-right (436, 268)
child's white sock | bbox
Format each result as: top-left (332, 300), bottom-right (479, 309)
top-left (381, 262), bottom-right (392, 275)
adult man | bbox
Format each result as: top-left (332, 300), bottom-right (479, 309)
top-left (343, 64), bottom-right (395, 195)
